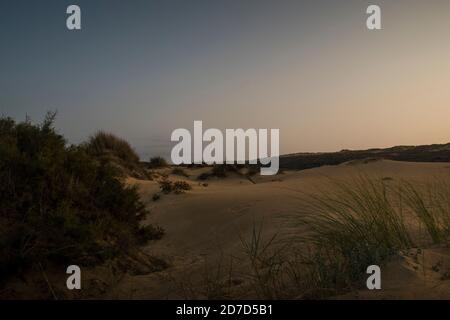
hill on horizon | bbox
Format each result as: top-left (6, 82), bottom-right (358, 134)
top-left (280, 142), bottom-right (450, 170)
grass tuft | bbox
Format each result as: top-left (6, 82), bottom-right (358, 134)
top-left (288, 176), bottom-right (414, 292)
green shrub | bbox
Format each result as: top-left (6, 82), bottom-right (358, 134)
top-left (86, 131), bottom-right (140, 164)
top-left (0, 113), bottom-right (163, 282)
top-left (159, 180), bottom-right (191, 194)
top-left (173, 181), bottom-right (192, 194)
top-left (84, 131), bottom-right (149, 179)
top-left (149, 156), bottom-right (168, 168)
top-left (159, 180), bottom-right (174, 194)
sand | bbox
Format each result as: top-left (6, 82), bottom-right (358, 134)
top-left (109, 160), bottom-right (450, 299)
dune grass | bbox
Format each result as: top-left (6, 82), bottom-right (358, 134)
top-left (238, 222), bottom-right (288, 299)
top-left (293, 177), bottom-right (411, 288)
top-left (402, 180), bottom-right (450, 244)
top-left (285, 175), bottom-right (450, 296)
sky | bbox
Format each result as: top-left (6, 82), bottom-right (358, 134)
top-left (1, 0), bottom-right (450, 159)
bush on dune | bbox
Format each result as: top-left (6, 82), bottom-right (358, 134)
top-left (159, 179), bottom-right (191, 194)
top-left (85, 131), bottom-right (148, 179)
top-left (86, 131), bottom-right (139, 164)
top-left (0, 113), bottom-right (163, 283)
top-left (148, 156), bottom-right (168, 168)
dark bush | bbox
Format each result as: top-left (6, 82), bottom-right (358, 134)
top-left (84, 131), bottom-right (149, 179)
top-left (86, 131), bottom-right (140, 164)
top-left (173, 181), bottom-right (192, 194)
top-left (149, 156), bottom-right (168, 168)
top-left (0, 113), bottom-right (162, 281)
top-left (159, 180), bottom-right (174, 194)
top-left (159, 180), bottom-right (191, 194)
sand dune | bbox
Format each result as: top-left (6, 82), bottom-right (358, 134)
top-left (111, 160), bottom-right (450, 299)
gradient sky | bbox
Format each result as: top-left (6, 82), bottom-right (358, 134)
top-left (1, 0), bottom-right (450, 159)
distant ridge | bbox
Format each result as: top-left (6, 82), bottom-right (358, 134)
top-left (280, 143), bottom-right (450, 170)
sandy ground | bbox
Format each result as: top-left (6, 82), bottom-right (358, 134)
top-left (106, 160), bottom-right (450, 299)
